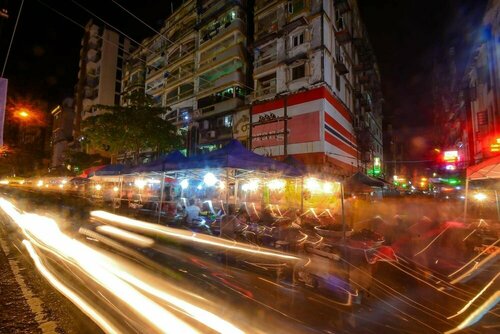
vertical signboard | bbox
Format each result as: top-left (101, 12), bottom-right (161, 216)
top-left (0, 78), bottom-right (7, 147)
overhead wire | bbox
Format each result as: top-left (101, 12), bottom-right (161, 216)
top-left (1, 0), bottom-right (24, 77)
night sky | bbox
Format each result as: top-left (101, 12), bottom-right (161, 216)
top-left (0, 0), bottom-right (489, 139)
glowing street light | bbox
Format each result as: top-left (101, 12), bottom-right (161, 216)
top-left (473, 193), bottom-right (487, 202)
top-left (203, 172), bottom-right (217, 186)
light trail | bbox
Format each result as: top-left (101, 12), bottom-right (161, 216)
top-left (450, 250), bottom-right (500, 285)
top-left (447, 272), bottom-right (499, 319)
top-left (96, 225), bottom-right (155, 248)
top-left (0, 198), bottom-right (247, 334)
top-left (22, 240), bottom-right (120, 334)
top-left (413, 226), bottom-right (450, 256)
top-left (448, 239), bottom-right (500, 278)
top-left (91, 210), bottom-right (300, 261)
top-left (444, 291), bottom-right (500, 334)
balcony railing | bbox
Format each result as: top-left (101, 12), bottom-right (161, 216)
top-left (199, 70), bottom-right (244, 93)
top-left (334, 19), bottom-right (351, 44)
top-left (200, 19), bottom-right (246, 47)
top-left (198, 43), bottom-right (245, 72)
top-left (334, 55), bottom-right (348, 75)
top-left (165, 88), bottom-right (194, 105)
top-left (199, 96), bottom-right (244, 116)
top-left (255, 85), bottom-right (276, 97)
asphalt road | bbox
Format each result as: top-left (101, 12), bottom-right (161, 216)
top-left (0, 186), bottom-right (498, 333)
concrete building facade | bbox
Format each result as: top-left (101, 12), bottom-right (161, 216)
top-left (73, 20), bottom-right (131, 147)
top-left (121, 0), bottom-right (250, 159)
top-left (464, 0), bottom-right (500, 165)
top-left (121, 0), bottom-right (383, 176)
top-left (251, 0), bottom-right (383, 176)
top-left (50, 98), bottom-right (75, 168)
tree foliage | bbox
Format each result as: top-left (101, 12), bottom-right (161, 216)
top-left (82, 92), bottom-right (183, 162)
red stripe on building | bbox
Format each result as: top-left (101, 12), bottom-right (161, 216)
top-left (324, 112), bottom-right (355, 143)
top-left (251, 87), bottom-right (352, 123)
top-left (252, 99), bottom-right (284, 115)
top-left (325, 131), bottom-right (358, 157)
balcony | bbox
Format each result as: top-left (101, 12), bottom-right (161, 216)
top-left (199, 0), bottom-right (245, 26)
top-left (198, 43), bottom-right (246, 73)
top-left (334, 19), bottom-right (351, 44)
top-left (86, 76), bottom-right (99, 88)
top-left (334, 55), bottom-right (349, 75)
top-left (198, 97), bottom-right (244, 117)
top-left (334, 0), bottom-right (350, 14)
top-left (200, 126), bottom-right (233, 142)
top-left (255, 85), bottom-right (277, 98)
top-left (87, 49), bottom-right (101, 63)
top-left (200, 18), bottom-right (246, 48)
top-left (145, 82), bottom-right (164, 95)
top-left (88, 35), bottom-right (102, 50)
top-left (165, 87), bottom-right (194, 105)
top-left (353, 62), bottom-right (373, 73)
top-left (255, 0), bottom-right (277, 13)
top-left (199, 70), bottom-right (245, 93)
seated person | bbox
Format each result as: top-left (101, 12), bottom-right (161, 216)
top-left (185, 198), bottom-right (201, 223)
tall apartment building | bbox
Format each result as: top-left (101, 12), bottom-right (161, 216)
top-left (250, 0), bottom-right (383, 176)
top-left (463, 0), bottom-right (500, 166)
top-left (121, 0), bottom-right (383, 176)
top-left (121, 0), bottom-right (250, 160)
top-left (73, 20), bottom-right (131, 149)
top-left (50, 98), bottom-right (75, 168)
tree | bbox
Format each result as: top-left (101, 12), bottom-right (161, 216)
top-left (82, 92), bottom-right (183, 164)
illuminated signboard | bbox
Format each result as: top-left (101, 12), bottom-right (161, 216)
top-left (443, 150), bottom-right (459, 162)
top-left (491, 138), bottom-right (500, 153)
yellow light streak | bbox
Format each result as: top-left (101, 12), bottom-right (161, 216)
top-left (447, 272), bottom-right (499, 319)
top-left (96, 225), bottom-right (155, 248)
top-left (91, 211), bottom-right (299, 261)
top-left (22, 240), bottom-right (120, 334)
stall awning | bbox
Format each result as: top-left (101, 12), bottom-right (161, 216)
top-left (79, 165), bottom-right (106, 178)
top-left (127, 151), bottom-right (187, 173)
top-left (90, 164), bottom-right (125, 177)
top-left (344, 172), bottom-right (386, 192)
top-left (179, 140), bottom-right (302, 176)
top-left (466, 155), bottom-right (500, 180)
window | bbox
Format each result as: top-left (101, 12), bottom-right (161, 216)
top-left (288, 0), bottom-right (305, 14)
top-left (292, 33), bottom-right (304, 47)
top-left (335, 73), bottom-right (341, 90)
top-left (257, 73), bottom-right (276, 95)
top-left (291, 64), bottom-right (305, 80)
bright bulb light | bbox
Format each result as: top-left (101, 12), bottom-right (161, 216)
top-left (267, 179), bottom-right (285, 191)
top-left (0, 180), bottom-right (9, 185)
top-left (242, 179), bottom-right (259, 192)
top-left (218, 181), bottom-right (225, 190)
top-left (113, 186), bottom-right (119, 192)
top-left (134, 179), bottom-right (147, 189)
top-left (37, 180), bottom-right (43, 187)
top-left (305, 178), bottom-right (321, 193)
top-left (180, 179), bottom-right (189, 189)
top-left (197, 184), bottom-right (203, 190)
top-left (322, 181), bottom-right (335, 194)
top-left (474, 193), bottom-right (487, 201)
top-left (95, 184), bottom-right (102, 191)
top-left (203, 173), bottom-right (217, 186)
top-left (58, 184), bottom-right (64, 189)
top-left (61, 179), bottom-right (68, 185)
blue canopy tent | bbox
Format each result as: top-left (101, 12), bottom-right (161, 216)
top-left (179, 140), bottom-right (302, 176)
top-left (127, 150), bottom-right (188, 173)
top-left (89, 164), bottom-right (125, 177)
